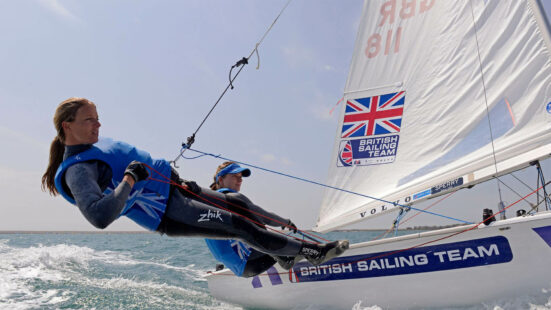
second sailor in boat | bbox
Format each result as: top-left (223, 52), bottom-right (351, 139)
top-left (205, 161), bottom-right (301, 276)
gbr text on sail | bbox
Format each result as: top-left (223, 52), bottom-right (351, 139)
top-left (366, 0), bottom-right (435, 59)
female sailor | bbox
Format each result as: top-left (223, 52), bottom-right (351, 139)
top-left (205, 161), bottom-right (299, 277)
top-left (41, 97), bottom-right (349, 265)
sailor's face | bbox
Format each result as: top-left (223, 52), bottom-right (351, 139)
top-left (220, 173), bottom-right (243, 192)
top-left (63, 104), bottom-right (101, 145)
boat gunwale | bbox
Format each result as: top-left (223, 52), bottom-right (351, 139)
top-left (350, 210), bottom-right (551, 249)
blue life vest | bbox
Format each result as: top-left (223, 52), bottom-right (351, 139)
top-left (54, 137), bottom-right (172, 231)
top-left (205, 188), bottom-right (251, 276)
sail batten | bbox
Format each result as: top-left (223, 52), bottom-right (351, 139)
top-left (316, 0), bottom-right (551, 232)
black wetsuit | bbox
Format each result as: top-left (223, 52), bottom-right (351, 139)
top-left (63, 145), bottom-right (303, 257)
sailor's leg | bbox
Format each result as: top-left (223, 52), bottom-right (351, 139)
top-left (161, 187), bottom-right (350, 265)
top-left (241, 250), bottom-right (276, 278)
top-left (159, 188), bottom-right (303, 256)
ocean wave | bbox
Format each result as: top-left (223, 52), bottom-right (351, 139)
top-left (74, 275), bottom-right (229, 309)
top-left (0, 241), bottom-right (104, 308)
top-left (109, 256), bottom-right (210, 280)
top-left (0, 239), bottom-right (235, 309)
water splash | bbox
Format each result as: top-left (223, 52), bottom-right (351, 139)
top-left (0, 238), bottom-right (238, 310)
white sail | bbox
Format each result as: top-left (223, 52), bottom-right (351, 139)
top-left (316, 0), bottom-right (551, 232)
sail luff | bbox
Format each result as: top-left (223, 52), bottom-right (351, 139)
top-left (531, 0), bottom-right (551, 51)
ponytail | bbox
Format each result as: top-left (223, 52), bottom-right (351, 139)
top-left (41, 136), bottom-right (65, 195)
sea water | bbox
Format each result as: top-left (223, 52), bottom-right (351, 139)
top-left (1, 231), bottom-right (550, 310)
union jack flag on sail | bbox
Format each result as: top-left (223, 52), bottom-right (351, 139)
top-left (341, 91), bottom-right (405, 138)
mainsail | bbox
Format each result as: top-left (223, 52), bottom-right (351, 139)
top-left (316, 0), bottom-right (551, 232)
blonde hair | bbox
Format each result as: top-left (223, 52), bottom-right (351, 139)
top-left (210, 161), bottom-right (236, 190)
top-left (41, 97), bottom-right (95, 195)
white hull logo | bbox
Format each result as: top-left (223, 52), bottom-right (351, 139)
top-left (198, 210), bottom-right (223, 222)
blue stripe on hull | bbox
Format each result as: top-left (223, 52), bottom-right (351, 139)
top-left (533, 225), bottom-right (551, 248)
top-left (291, 236), bottom-right (512, 283)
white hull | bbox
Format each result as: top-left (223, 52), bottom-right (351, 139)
top-left (206, 212), bottom-right (551, 309)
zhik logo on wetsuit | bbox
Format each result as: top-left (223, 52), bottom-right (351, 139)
top-left (198, 210), bottom-right (223, 222)
top-left (301, 247), bottom-right (320, 256)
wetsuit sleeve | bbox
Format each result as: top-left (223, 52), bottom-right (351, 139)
top-left (65, 161), bottom-right (132, 229)
top-left (227, 192), bottom-right (289, 227)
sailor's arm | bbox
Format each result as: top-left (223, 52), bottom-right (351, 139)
top-left (65, 162), bottom-right (132, 229)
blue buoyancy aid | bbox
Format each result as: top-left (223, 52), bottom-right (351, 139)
top-left (54, 137), bottom-right (172, 231)
top-left (205, 188), bottom-right (251, 276)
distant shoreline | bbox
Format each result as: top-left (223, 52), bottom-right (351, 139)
top-left (0, 227), bottom-right (448, 234)
top-left (0, 231), bottom-right (154, 234)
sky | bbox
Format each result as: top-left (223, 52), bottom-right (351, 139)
top-left (1, 0), bottom-right (551, 232)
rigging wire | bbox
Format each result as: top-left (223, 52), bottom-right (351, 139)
top-left (526, 191), bottom-right (551, 214)
top-left (534, 161), bottom-right (551, 210)
top-left (385, 192), bottom-right (455, 240)
top-left (495, 177), bottom-right (535, 209)
top-left (401, 192), bottom-right (456, 226)
top-left (171, 0), bottom-right (294, 167)
top-left (511, 172), bottom-right (541, 197)
top-left (468, 0), bottom-right (505, 204)
top-left (184, 147), bottom-right (474, 225)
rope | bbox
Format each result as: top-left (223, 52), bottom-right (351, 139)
top-left (142, 162), bottom-right (325, 244)
top-left (370, 192), bottom-right (455, 242)
top-left (172, 0), bottom-right (294, 167)
top-left (527, 192), bottom-right (551, 214)
top-left (401, 192), bottom-right (455, 226)
top-left (184, 147), bottom-right (474, 225)
top-left (392, 207), bottom-right (410, 236)
top-left (329, 96), bottom-right (344, 115)
top-left (296, 230), bottom-right (325, 243)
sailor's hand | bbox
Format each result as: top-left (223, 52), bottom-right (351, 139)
top-left (182, 179), bottom-right (201, 194)
top-left (124, 160), bottom-right (149, 183)
top-left (282, 219), bottom-right (298, 233)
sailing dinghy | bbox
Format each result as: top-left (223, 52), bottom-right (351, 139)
top-left (206, 0), bottom-right (551, 308)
